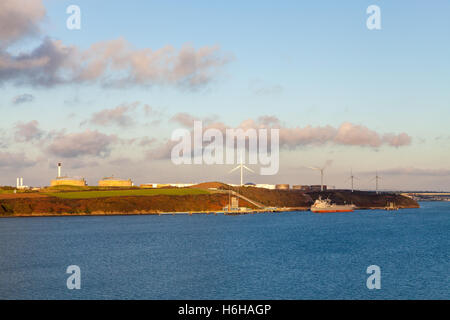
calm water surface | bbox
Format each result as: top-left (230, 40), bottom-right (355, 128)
top-left (0, 202), bottom-right (448, 299)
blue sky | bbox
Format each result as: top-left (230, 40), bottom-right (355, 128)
top-left (1, 0), bottom-right (449, 190)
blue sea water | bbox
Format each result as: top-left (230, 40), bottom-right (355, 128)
top-left (0, 202), bottom-right (448, 300)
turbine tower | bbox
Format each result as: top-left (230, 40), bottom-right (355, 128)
top-left (370, 170), bottom-right (381, 194)
top-left (308, 161), bottom-right (331, 192)
top-left (348, 168), bottom-right (359, 193)
top-left (229, 153), bottom-right (254, 186)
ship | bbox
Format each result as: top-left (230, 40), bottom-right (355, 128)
top-left (310, 197), bottom-right (355, 213)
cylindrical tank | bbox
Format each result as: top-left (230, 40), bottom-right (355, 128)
top-left (98, 177), bottom-right (133, 187)
top-left (51, 178), bottom-right (87, 187)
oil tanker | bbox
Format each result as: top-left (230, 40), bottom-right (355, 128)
top-left (311, 197), bottom-right (355, 213)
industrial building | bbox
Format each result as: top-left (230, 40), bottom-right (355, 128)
top-left (254, 184), bottom-right (276, 190)
top-left (310, 185), bottom-right (327, 191)
top-left (50, 163), bottom-right (87, 187)
top-left (140, 183), bottom-right (194, 188)
top-left (16, 177), bottom-right (29, 189)
top-left (292, 185), bottom-right (311, 191)
top-left (99, 177), bottom-right (133, 187)
top-left (141, 183), bottom-right (165, 188)
top-left (275, 184), bottom-right (290, 190)
top-left (51, 178), bottom-right (87, 187)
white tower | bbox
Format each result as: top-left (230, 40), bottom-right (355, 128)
top-left (58, 163), bottom-right (62, 178)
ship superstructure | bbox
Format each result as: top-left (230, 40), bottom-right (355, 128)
top-left (311, 197), bottom-right (355, 213)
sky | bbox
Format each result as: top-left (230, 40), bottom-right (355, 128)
top-left (0, 0), bottom-right (449, 191)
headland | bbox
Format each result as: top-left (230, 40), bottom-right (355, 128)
top-left (0, 182), bottom-right (419, 217)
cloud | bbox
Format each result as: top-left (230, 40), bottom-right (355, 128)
top-left (333, 122), bottom-right (382, 147)
top-left (146, 140), bottom-right (178, 160)
top-left (143, 104), bottom-right (164, 121)
top-left (71, 38), bottom-right (231, 88)
top-left (0, 151), bottom-right (36, 168)
top-left (170, 112), bottom-right (201, 127)
top-left (47, 130), bottom-right (118, 158)
top-left (277, 124), bottom-right (337, 148)
top-left (249, 80), bottom-right (283, 96)
top-left (89, 102), bottom-right (139, 127)
top-left (139, 137), bottom-right (156, 147)
top-left (163, 114), bottom-right (412, 150)
top-left (0, 38), bottom-right (77, 87)
top-left (170, 112), bottom-right (217, 128)
top-left (0, 1), bottom-right (231, 88)
top-left (14, 120), bottom-right (44, 142)
top-left (257, 115), bottom-right (281, 127)
top-left (12, 93), bottom-right (34, 104)
top-left (109, 157), bottom-right (135, 166)
top-left (374, 167), bottom-right (450, 177)
top-left (382, 132), bottom-right (412, 147)
top-left (0, 37), bottom-right (231, 88)
top-left (143, 104), bottom-right (156, 116)
top-left (66, 159), bottom-right (100, 170)
top-left (240, 119), bottom-right (412, 149)
top-left (435, 135), bottom-right (450, 141)
top-left (0, 129), bottom-right (9, 148)
top-left (0, 0), bottom-right (45, 44)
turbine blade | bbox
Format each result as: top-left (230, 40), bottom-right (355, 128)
top-left (243, 165), bottom-right (255, 173)
top-left (307, 166), bottom-right (320, 171)
top-left (228, 166), bottom-right (240, 174)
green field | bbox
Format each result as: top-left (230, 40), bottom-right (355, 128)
top-left (45, 188), bottom-right (210, 199)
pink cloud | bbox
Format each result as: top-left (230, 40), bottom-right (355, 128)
top-left (47, 130), bottom-right (118, 158)
top-left (89, 102), bottom-right (139, 127)
top-left (0, 1), bottom-right (231, 88)
top-left (0, 151), bottom-right (36, 168)
top-left (0, 0), bottom-right (45, 44)
top-left (14, 120), bottom-right (44, 142)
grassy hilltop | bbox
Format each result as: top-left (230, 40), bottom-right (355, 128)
top-left (44, 188), bottom-right (209, 199)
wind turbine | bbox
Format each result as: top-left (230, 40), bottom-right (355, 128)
top-left (370, 170), bottom-right (382, 194)
top-left (308, 161), bottom-right (331, 192)
top-left (348, 168), bottom-right (359, 193)
top-left (229, 153), bottom-right (254, 186)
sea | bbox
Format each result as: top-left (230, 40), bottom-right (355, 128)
top-left (0, 202), bottom-right (448, 300)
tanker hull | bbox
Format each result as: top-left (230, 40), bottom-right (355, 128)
top-left (311, 206), bottom-right (354, 213)
top-left (310, 197), bottom-right (355, 213)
